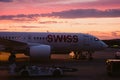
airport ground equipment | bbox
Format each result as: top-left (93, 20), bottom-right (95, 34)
top-left (106, 59), bottom-right (120, 76)
top-left (115, 51), bottom-right (120, 59)
top-left (10, 65), bottom-right (78, 76)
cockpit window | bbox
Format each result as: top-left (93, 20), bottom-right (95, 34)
top-left (94, 38), bottom-right (99, 41)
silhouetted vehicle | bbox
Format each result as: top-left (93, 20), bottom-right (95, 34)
top-left (16, 65), bottom-right (63, 76)
top-left (106, 59), bottom-right (120, 76)
top-left (10, 65), bottom-right (78, 76)
top-left (115, 50), bottom-right (120, 59)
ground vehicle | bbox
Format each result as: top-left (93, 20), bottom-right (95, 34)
top-left (10, 65), bottom-right (77, 76)
top-left (106, 59), bottom-right (120, 76)
top-left (115, 51), bottom-right (120, 59)
top-left (15, 65), bottom-right (64, 76)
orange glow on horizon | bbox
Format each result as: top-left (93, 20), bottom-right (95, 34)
top-left (0, 17), bottom-right (120, 40)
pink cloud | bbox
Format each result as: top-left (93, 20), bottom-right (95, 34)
top-left (111, 31), bottom-right (120, 37)
top-left (0, 0), bottom-right (119, 15)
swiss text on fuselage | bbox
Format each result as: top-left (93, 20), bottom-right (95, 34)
top-left (46, 35), bottom-right (78, 43)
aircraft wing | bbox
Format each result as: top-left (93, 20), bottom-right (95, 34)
top-left (0, 38), bottom-right (27, 46)
top-left (0, 38), bottom-right (51, 60)
top-left (0, 38), bottom-right (27, 51)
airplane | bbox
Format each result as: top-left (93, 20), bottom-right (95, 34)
top-left (0, 32), bottom-right (108, 62)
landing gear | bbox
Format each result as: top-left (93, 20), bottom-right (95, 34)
top-left (8, 54), bottom-right (16, 64)
top-left (87, 51), bottom-right (94, 60)
top-left (74, 51), bottom-right (86, 60)
top-left (73, 51), bottom-right (94, 60)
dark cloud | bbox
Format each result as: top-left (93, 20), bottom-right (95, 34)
top-left (8, 25), bottom-right (48, 28)
top-left (41, 9), bottom-right (120, 18)
top-left (0, 0), bottom-right (13, 2)
top-left (0, 14), bottom-right (40, 21)
top-left (0, 9), bottom-right (120, 20)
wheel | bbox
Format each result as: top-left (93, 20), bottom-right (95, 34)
top-left (115, 55), bottom-right (119, 59)
top-left (21, 71), bottom-right (29, 77)
top-left (8, 54), bottom-right (16, 63)
top-left (107, 72), bottom-right (114, 76)
top-left (53, 70), bottom-right (61, 76)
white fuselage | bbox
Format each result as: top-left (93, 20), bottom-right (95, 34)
top-left (0, 32), bottom-right (107, 53)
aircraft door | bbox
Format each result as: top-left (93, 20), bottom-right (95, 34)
top-left (27, 34), bottom-right (33, 42)
top-left (83, 35), bottom-right (90, 50)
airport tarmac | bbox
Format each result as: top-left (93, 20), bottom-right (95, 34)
top-left (0, 48), bottom-right (120, 80)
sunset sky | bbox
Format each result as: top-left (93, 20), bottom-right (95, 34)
top-left (0, 0), bottom-right (120, 40)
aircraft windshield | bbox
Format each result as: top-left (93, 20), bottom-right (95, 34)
top-left (94, 38), bottom-right (99, 41)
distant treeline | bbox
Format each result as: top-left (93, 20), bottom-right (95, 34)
top-left (103, 39), bottom-right (120, 48)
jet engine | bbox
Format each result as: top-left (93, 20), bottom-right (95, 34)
top-left (25, 45), bottom-right (51, 61)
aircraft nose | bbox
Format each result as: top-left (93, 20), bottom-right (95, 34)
top-left (100, 41), bottom-right (108, 49)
